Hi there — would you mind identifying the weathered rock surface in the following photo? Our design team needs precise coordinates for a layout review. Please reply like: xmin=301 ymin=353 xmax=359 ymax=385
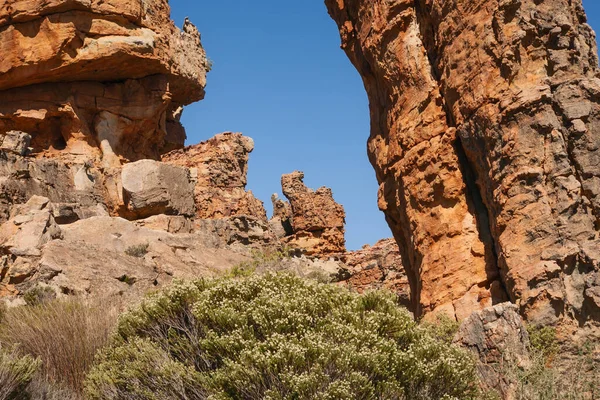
xmin=269 ymin=194 xmax=294 ymax=239
xmin=0 ymin=0 xmax=209 ymax=163
xmin=0 ymin=131 xmax=31 ymax=156
xmin=280 ymin=171 xmax=346 ymax=256
xmin=454 ymin=303 xmax=530 ymax=399
xmin=0 ymin=151 xmax=109 ymax=224
xmin=121 ymin=159 xmax=195 ymax=218
xmin=0 ymin=197 xmax=256 ymax=300
xmin=326 ymin=0 xmax=600 ymax=333
xmin=162 ymin=133 xmax=268 ymax=222
xmin=338 ymin=239 xmax=410 ymax=308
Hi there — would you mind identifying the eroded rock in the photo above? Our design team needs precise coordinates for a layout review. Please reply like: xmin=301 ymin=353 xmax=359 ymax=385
xmin=454 ymin=303 xmax=531 ymax=399
xmin=0 ymin=0 xmax=209 ymax=163
xmin=162 ymin=132 xmax=268 ymax=222
xmin=339 ymin=239 xmax=410 ymax=308
xmin=280 ymin=171 xmax=346 ymax=256
xmin=326 ymin=0 xmax=600 ymax=334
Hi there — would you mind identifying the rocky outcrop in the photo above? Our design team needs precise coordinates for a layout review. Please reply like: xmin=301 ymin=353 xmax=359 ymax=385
xmin=454 ymin=303 xmax=530 ymax=399
xmin=0 ymin=0 xmax=209 ymax=163
xmin=0 ymin=196 xmax=261 ymax=301
xmin=338 ymin=238 xmax=410 ymax=308
xmin=326 ymin=0 xmax=600 ymax=333
xmin=162 ymin=133 xmax=267 ymax=222
xmin=279 ymin=171 xmax=346 ymax=256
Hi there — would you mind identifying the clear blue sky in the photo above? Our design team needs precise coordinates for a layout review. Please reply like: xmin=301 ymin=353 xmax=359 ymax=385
xmin=170 ymin=1 xmax=600 ymax=251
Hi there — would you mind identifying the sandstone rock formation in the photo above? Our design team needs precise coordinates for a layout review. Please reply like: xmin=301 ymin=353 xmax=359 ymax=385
xmin=326 ymin=0 xmax=600 ymax=334
xmin=0 ymin=0 xmax=209 ymax=163
xmin=0 ymin=199 xmax=252 ymax=301
xmin=162 ymin=132 xmax=267 ymax=221
xmin=338 ymin=238 xmax=410 ymax=307
xmin=279 ymin=171 xmax=346 ymax=256
xmin=454 ymin=303 xmax=531 ymax=399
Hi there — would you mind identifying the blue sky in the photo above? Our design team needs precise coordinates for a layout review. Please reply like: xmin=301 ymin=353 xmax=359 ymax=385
xmin=170 ymin=1 xmax=600 ymax=251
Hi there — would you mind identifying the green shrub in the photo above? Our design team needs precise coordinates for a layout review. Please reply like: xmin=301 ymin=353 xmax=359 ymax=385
xmin=421 ymin=313 xmax=460 ymax=345
xmin=23 ymin=285 xmax=56 ymax=306
xmin=0 ymin=347 xmax=40 ymax=400
xmin=226 ymin=246 xmax=295 ymax=278
xmin=125 ymin=243 xmax=149 ymax=258
xmin=526 ymin=325 xmax=559 ymax=359
xmin=500 ymin=326 xmax=599 ymax=400
xmin=85 ymin=273 xmax=479 ymax=400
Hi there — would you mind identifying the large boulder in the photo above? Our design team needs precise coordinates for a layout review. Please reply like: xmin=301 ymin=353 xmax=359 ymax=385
xmin=0 ymin=131 xmax=31 ymax=156
xmin=454 ymin=303 xmax=531 ymax=400
xmin=121 ymin=160 xmax=195 ymax=218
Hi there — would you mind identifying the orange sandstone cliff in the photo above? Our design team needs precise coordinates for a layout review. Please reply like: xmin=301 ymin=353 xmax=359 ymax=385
xmin=326 ymin=0 xmax=600 ymax=337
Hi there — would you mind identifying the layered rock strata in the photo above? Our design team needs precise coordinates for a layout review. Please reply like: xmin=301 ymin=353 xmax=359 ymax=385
xmin=326 ymin=0 xmax=600 ymax=334
xmin=278 ymin=171 xmax=346 ymax=256
xmin=0 ymin=0 xmax=209 ymax=163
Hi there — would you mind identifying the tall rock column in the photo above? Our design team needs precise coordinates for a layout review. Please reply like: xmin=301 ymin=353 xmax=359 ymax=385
xmin=327 ymin=0 xmax=600 ymax=335
xmin=326 ymin=1 xmax=507 ymax=320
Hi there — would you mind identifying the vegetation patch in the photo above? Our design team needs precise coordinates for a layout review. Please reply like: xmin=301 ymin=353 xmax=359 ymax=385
xmin=85 ymin=273 xmax=479 ymax=400
xmin=0 ymin=347 xmax=40 ymax=400
xmin=125 ymin=243 xmax=150 ymax=258
xmin=0 ymin=297 xmax=120 ymax=398
xmin=23 ymin=285 xmax=56 ymax=306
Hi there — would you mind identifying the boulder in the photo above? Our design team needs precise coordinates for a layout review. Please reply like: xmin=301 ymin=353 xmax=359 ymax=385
xmin=454 ymin=303 xmax=531 ymax=400
xmin=162 ymin=132 xmax=268 ymax=222
xmin=121 ymin=160 xmax=195 ymax=218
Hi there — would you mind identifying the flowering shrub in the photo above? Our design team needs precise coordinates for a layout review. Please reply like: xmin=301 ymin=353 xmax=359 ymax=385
xmin=85 ymin=273 xmax=478 ymax=399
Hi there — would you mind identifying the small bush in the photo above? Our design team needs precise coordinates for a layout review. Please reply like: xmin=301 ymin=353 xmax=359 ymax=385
xmin=0 ymin=347 xmax=40 ymax=400
xmin=23 ymin=285 xmax=56 ymax=306
xmin=125 ymin=243 xmax=149 ymax=258
xmin=226 ymin=246 xmax=296 ymax=278
xmin=526 ymin=325 xmax=559 ymax=359
xmin=421 ymin=313 xmax=460 ymax=345
xmin=0 ymin=297 xmax=120 ymax=395
xmin=85 ymin=273 xmax=479 ymax=400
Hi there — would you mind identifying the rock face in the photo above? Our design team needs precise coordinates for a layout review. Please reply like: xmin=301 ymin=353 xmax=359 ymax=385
xmin=162 ymin=133 xmax=267 ymax=221
xmin=454 ymin=303 xmax=530 ymax=399
xmin=0 ymin=0 xmax=209 ymax=163
xmin=326 ymin=0 xmax=600 ymax=334
xmin=339 ymin=238 xmax=410 ymax=308
xmin=279 ymin=171 xmax=346 ymax=256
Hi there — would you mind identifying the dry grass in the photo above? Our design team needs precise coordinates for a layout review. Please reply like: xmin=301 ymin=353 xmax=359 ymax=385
xmin=0 ymin=296 xmax=121 ymax=397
